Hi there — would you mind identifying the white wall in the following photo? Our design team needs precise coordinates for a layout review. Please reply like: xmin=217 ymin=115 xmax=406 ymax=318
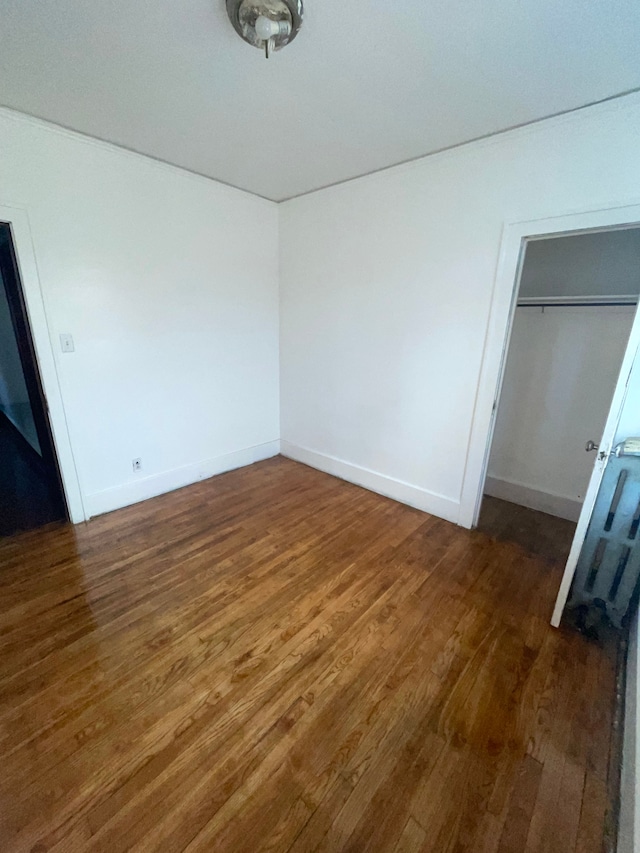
xmin=0 ymin=108 xmax=280 ymax=520
xmin=520 ymin=228 xmax=640 ymax=299
xmin=279 ymin=93 xmax=640 ymax=524
xmin=486 ymin=305 xmax=636 ymax=521
xmin=0 ymin=265 xmax=40 ymax=451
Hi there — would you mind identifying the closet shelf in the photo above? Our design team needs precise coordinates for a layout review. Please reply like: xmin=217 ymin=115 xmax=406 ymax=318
xmin=517 ymin=294 xmax=638 ymax=308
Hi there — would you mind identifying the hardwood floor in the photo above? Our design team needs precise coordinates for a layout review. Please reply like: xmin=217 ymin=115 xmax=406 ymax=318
xmin=0 ymin=457 xmax=618 ymax=852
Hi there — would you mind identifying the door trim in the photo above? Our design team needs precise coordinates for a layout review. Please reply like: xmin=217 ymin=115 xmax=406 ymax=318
xmin=0 ymin=204 xmax=85 ymax=523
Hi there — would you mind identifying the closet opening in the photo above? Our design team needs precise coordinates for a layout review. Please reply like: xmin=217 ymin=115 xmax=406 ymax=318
xmin=477 ymin=227 xmax=640 ymax=567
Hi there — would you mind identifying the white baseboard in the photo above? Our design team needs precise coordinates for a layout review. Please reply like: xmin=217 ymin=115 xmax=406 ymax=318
xmin=280 ymin=441 xmax=460 ymax=524
xmin=484 ymin=475 xmax=582 ymax=522
xmin=619 ymin=611 xmax=639 ymax=853
xmin=84 ymin=440 xmax=280 ymax=519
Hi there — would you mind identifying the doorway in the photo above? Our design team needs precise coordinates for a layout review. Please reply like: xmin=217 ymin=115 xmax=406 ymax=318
xmin=0 ymin=223 xmax=67 ymax=535
xmin=476 ymin=227 xmax=640 ymax=570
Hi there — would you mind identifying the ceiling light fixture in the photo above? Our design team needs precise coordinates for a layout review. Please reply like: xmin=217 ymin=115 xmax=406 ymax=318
xmin=226 ymin=0 xmax=303 ymax=59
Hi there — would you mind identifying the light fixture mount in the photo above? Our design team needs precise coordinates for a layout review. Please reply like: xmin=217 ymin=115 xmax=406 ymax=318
xmin=226 ymin=0 xmax=303 ymax=58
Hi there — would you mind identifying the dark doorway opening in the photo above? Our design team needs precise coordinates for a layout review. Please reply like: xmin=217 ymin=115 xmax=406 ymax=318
xmin=0 ymin=224 xmax=67 ymax=536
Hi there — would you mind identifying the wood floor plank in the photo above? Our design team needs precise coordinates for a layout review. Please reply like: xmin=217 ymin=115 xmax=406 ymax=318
xmin=0 ymin=457 xmax=619 ymax=853
xmin=497 ymin=755 xmax=544 ymax=853
xmin=575 ymin=772 xmax=609 ymax=853
xmin=393 ymin=817 xmax=427 ymax=853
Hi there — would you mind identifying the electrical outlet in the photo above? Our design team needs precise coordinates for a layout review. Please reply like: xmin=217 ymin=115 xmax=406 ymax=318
xmin=132 ymin=458 xmax=142 ymax=472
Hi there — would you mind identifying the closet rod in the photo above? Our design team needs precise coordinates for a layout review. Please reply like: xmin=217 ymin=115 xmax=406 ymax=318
xmin=517 ymin=295 xmax=638 ymax=308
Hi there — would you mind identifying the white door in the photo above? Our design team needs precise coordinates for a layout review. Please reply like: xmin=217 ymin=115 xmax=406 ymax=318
xmin=551 ymin=302 xmax=640 ymax=626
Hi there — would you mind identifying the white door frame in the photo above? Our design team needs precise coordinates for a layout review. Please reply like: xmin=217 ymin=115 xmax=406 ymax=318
xmin=0 ymin=204 xmax=85 ymax=523
xmin=459 ymin=201 xmax=640 ymax=530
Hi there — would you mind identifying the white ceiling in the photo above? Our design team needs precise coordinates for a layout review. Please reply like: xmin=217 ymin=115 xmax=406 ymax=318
xmin=1 ymin=1 xmax=639 ymax=201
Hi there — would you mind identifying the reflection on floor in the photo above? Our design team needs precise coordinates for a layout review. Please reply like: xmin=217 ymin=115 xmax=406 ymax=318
xmin=0 ymin=415 xmax=64 ymax=536
xmin=478 ymin=495 xmax=577 ymax=563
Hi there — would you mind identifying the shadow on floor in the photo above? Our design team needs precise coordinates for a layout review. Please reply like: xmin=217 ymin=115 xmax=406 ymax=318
xmin=477 ymin=495 xmax=623 ymax=646
xmin=477 ymin=495 xmax=576 ymax=563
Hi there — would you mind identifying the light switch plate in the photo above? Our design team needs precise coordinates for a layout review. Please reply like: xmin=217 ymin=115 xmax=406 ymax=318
xmin=60 ymin=333 xmax=75 ymax=353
